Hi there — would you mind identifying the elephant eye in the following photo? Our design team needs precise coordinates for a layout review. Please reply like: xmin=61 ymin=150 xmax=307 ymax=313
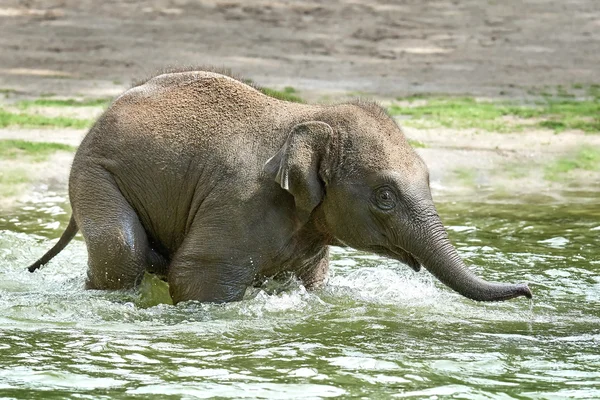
xmin=374 ymin=187 xmax=397 ymax=210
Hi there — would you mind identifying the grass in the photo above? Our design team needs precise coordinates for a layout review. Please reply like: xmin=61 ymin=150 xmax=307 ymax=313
xmin=503 ymin=163 xmax=529 ymax=179
xmin=0 ymin=168 xmax=29 ymax=197
xmin=545 ymin=147 xmax=600 ymax=181
xmin=16 ymin=98 xmax=110 ymax=109
xmin=1 ymin=88 xmax=17 ymax=99
xmin=0 ymin=169 xmax=29 ymax=185
xmin=242 ymin=79 xmax=304 ymax=103
xmin=408 ymin=139 xmax=427 ymax=148
xmin=587 ymin=84 xmax=600 ymax=99
xmin=0 ymin=140 xmax=76 ymax=161
xmin=388 ymin=94 xmax=600 ymax=133
xmin=0 ymin=140 xmax=76 ymax=198
xmin=453 ymin=167 xmax=477 ymax=185
xmin=0 ymin=108 xmax=92 ymax=129
xmin=347 ymin=90 xmax=374 ymax=97
xmin=260 ymin=86 xmax=304 ymax=103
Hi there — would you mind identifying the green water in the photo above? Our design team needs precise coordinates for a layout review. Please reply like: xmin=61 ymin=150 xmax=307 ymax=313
xmin=1 ymin=191 xmax=599 ymax=399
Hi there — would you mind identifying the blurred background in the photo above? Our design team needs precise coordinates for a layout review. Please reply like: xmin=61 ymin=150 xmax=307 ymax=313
xmin=0 ymin=1 xmax=599 ymax=399
xmin=1 ymin=0 xmax=599 ymax=96
xmin=0 ymin=0 xmax=598 ymax=200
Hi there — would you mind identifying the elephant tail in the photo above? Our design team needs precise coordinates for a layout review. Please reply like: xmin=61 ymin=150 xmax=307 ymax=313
xmin=28 ymin=215 xmax=79 ymax=273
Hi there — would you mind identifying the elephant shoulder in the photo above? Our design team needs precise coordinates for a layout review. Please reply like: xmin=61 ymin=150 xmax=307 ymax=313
xmin=129 ymin=66 xmax=245 ymax=89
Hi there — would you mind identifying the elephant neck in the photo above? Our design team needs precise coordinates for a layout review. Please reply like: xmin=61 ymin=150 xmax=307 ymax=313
xmin=264 ymin=214 xmax=329 ymax=277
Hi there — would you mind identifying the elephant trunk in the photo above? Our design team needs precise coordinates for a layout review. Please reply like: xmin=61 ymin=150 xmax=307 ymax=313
xmin=402 ymin=210 xmax=532 ymax=302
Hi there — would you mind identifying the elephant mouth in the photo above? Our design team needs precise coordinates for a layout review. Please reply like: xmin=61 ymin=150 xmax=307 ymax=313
xmin=369 ymin=244 xmax=422 ymax=272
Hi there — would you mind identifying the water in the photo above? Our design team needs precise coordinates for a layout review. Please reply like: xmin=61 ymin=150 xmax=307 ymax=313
xmin=1 ymin=191 xmax=599 ymax=399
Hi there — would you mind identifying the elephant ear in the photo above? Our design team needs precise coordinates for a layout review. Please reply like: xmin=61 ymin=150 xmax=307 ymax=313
xmin=264 ymin=121 xmax=335 ymax=224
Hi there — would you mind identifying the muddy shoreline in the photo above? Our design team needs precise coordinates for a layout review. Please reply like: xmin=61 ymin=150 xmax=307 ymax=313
xmin=2 ymin=124 xmax=598 ymax=210
xmin=1 ymin=0 xmax=599 ymax=208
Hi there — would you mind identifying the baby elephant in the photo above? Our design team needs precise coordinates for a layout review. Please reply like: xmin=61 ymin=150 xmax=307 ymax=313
xmin=28 ymin=68 xmax=532 ymax=304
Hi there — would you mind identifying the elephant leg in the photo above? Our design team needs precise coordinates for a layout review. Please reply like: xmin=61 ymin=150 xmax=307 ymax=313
xmin=296 ymin=247 xmax=329 ymax=290
xmin=72 ymin=166 xmax=167 ymax=290
xmin=168 ymin=238 xmax=257 ymax=304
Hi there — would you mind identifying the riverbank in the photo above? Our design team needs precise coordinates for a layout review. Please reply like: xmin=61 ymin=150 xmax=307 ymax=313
xmin=1 ymin=87 xmax=599 ymax=210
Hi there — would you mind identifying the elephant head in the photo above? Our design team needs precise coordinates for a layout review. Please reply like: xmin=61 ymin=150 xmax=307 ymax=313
xmin=265 ymin=103 xmax=532 ymax=302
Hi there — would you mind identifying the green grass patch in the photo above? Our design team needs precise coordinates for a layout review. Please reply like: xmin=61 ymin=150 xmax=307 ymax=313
xmin=0 ymin=88 xmax=17 ymax=99
xmin=388 ymin=95 xmax=600 ymax=133
xmin=453 ymin=167 xmax=477 ymax=185
xmin=530 ymin=84 xmax=600 ymax=100
xmin=347 ymin=90 xmax=374 ymax=97
xmin=0 ymin=168 xmax=30 ymax=197
xmin=588 ymin=84 xmax=600 ymax=99
xmin=0 ymin=108 xmax=92 ymax=129
xmin=545 ymin=147 xmax=600 ymax=181
xmin=0 ymin=169 xmax=29 ymax=185
xmin=242 ymin=79 xmax=303 ymax=103
xmin=16 ymin=98 xmax=110 ymax=109
xmin=556 ymin=85 xmax=575 ymax=98
xmin=260 ymin=86 xmax=304 ymax=103
xmin=503 ymin=163 xmax=529 ymax=179
xmin=0 ymin=140 xmax=76 ymax=161
xmin=408 ymin=139 xmax=427 ymax=148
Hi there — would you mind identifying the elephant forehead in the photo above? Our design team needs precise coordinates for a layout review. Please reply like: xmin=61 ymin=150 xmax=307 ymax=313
xmin=342 ymin=133 xmax=422 ymax=173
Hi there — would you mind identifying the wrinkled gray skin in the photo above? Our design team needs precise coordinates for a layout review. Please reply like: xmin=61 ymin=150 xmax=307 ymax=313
xmin=28 ymin=69 xmax=532 ymax=304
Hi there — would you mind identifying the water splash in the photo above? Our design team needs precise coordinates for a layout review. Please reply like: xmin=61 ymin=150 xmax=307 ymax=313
xmin=1 ymin=197 xmax=600 ymax=398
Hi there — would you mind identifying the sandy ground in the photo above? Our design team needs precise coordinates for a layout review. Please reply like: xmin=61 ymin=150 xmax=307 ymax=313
xmin=1 ymin=0 xmax=599 ymax=97
xmin=0 ymin=0 xmax=599 ymax=208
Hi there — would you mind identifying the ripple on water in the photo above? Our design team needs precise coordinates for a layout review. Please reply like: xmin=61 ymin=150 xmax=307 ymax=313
xmin=1 ymin=196 xmax=600 ymax=398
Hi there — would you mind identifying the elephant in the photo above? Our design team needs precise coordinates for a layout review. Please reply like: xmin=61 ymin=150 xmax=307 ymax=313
xmin=27 ymin=67 xmax=532 ymax=304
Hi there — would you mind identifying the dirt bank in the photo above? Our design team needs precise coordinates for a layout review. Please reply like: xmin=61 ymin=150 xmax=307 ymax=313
xmin=1 ymin=1 xmax=599 ymax=209
xmin=0 ymin=0 xmax=599 ymax=98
